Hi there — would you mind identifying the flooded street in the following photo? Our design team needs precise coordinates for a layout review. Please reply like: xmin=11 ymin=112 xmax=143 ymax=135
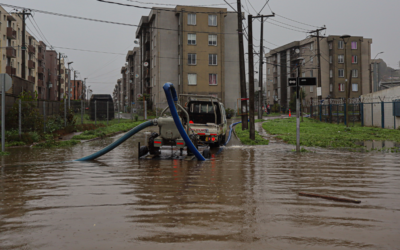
xmin=1 ymin=121 xmax=400 ymax=249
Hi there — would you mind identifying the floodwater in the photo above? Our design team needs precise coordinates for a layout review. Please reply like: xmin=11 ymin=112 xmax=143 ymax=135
xmin=1 ymin=119 xmax=400 ymax=250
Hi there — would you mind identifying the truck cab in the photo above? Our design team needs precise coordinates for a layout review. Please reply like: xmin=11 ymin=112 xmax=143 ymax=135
xmin=185 ymin=96 xmax=227 ymax=147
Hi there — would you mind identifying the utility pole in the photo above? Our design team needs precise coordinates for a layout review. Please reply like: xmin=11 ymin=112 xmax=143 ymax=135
xmin=73 ymin=71 xmax=76 ymax=100
xmin=17 ymin=10 xmax=31 ymax=80
xmin=252 ymin=13 xmax=274 ymax=119
xmin=309 ymin=26 xmax=326 ymax=101
xmin=247 ymin=15 xmax=255 ymax=140
xmin=58 ymin=53 xmax=62 ymax=101
xmin=236 ymin=0 xmax=248 ymax=130
xmin=258 ymin=17 xmax=264 ymax=119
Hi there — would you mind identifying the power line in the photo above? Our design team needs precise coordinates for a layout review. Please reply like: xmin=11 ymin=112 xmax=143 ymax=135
xmin=268 ymin=18 xmax=310 ymax=32
xmin=275 ymin=13 xmax=322 ymax=29
xmin=265 ymin=20 xmax=308 ymax=33
xmin=258 ymin=0 xmax=270 ymax=15
xmin=30 ymin=15 xmax=53 ymax=48
xmin=126 ymin=0 xmax=235 ymax=7
xmin=52 ymin=46 xmax=126 ymax=55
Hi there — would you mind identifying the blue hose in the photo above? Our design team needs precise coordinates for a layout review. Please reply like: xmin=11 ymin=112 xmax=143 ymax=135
xmin=75 ymin=120 xmax=155 ymax=161
xmin=163 ymin=82 xmax=206 ymax=161
xmin=224 ymin=121 xmax=242 ymax=146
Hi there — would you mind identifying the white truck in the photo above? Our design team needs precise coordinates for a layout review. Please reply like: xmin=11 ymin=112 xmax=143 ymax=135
xmin=184 ymin=95 xmax=228 ymax=148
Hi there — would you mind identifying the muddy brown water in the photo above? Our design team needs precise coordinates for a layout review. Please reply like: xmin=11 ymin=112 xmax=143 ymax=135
xmin=1 ymin=119 xmax=400 ymax=249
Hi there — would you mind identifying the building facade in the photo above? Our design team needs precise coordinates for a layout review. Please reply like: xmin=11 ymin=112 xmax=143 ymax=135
xmin=135 ymin=6 xmax=240 ymax=109
xmin=266 ymin=35 xmax=372 ymax=108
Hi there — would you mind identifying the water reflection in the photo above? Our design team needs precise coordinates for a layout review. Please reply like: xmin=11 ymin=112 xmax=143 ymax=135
xmin=0 ymin=124 xmax=399 ymax=249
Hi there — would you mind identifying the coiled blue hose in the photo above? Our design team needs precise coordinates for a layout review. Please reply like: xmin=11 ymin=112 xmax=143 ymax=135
xmin=163 ymin=82 xmax=206 ymax=161
xmin=75 ymin=120 xmax=155 ymax=161
xmin=224 ymin=121 xmax=242 ymax=146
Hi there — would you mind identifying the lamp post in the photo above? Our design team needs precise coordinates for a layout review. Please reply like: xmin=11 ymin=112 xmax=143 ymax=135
xmin=371 ymin=52 xmax=384 ymax=92
xmin=340 ymin=34 xmax=350 ymax=127
xmin=67 ymin=62 xmax=73 ymax=108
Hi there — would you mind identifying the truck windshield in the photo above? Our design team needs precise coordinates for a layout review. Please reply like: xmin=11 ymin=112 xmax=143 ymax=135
xmin=191 ymin=103 xmax=214 ymax=114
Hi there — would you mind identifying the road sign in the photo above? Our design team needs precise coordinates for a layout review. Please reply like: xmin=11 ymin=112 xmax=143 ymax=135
xmin=0 ymin=74 xmax=12 ymax=92
xmin=288 ymin=77 xmax=298 ymax=87
xmin=298 ymin=77 xmax=317 ymax=86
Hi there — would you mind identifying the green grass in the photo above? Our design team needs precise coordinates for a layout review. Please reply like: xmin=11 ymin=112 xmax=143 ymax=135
xmin=72 ymin=120 xmax=146 ymax=140
xmin=33 ymin=139 xmax=80 ymax=148
xmin=262 ymin=118 xmax=400 ymax=148
xmin=0 ymin=151 xmax=10 ymax=156
xmin=234 ymin=123 xmax=269 ymax=145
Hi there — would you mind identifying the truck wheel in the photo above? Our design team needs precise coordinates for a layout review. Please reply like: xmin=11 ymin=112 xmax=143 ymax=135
xmin=202 ymin=148 xmax=211 ymax=158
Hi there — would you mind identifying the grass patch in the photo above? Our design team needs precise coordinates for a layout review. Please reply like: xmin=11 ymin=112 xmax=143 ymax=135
xmin=34 ymin=139 xmax=80 ymax=148
xmin=234 ymin=123 xmax=269 ymax=145
xmin=262 ymin=117 xmax=400 ymax=148
xmin=0 ymin=151 xmax=10 ymax=156
xmin=72 ymin=120 xmax=146 ymax=140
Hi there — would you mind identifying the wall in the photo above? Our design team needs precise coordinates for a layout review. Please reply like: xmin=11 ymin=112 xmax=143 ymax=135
xmin=362 ymin=86 xmax=400 ymax=129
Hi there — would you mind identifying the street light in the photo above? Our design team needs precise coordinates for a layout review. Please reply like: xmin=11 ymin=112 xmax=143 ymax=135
xmin=374 ymin=52 xmax=384 ymax=60
xmin=67 ymin=62 xmax=73 ymax=108
xmin=371 ymin=52 xmax=384 ymax=93
xmin=340 ymin=35 xmax=351 ymax=127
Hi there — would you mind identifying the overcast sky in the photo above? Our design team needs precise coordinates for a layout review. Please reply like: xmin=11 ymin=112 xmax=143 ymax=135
xmin=3 ymin=0 xmax=399 ymax=95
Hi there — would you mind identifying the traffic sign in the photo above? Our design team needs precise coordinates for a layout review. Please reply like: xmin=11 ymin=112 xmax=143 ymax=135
xmin=298 ymin=77 xmax=317 ymax=86
xmin=288 ymin=77 xmax=297 ymax=87
xmin=0 ymin=74 xmax=12 ymax=92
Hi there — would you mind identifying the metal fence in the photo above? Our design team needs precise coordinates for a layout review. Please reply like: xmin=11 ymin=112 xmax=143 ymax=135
xmin=306 ymin=99 xmax=400 ymax=129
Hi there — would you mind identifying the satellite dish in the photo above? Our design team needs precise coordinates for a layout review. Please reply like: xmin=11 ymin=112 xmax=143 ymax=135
xmin=295 ymin=49 xmax=300 ymax=54
xmin=144 ymin=62 xmax=149 ymax=67
xmin=134 ymin=40 xmax=139 ymax=45
xmin=135 ymin=74 xmax=139 ymax=78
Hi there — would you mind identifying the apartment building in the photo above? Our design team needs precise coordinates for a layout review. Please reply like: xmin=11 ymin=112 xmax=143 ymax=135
xmin=70 ymin=80 xmax=83 ymax=100
xmin=135 ymin=6 xmax=240 ymax=109
xmin=266 ymin=35 xmax=372 ymax=108
xmin=126 ymin=47 xmax=140 ymax=105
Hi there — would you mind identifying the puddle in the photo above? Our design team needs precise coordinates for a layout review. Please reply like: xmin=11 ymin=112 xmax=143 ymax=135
xmin=356 ymin=140 xmax=400 ymax=151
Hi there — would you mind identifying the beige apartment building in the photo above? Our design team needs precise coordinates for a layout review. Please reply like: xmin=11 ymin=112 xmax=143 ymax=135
xmin=135 ymin=6 xmax=240 ymax=109
xmin=265 ymin=35 xmax=372 ymax=109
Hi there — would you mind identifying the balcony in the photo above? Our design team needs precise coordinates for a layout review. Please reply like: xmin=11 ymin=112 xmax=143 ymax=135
xmin=28 ymin=60 xmax=36 ymax=69
xmin=28 ymin=76 xmax=36 ymax=83
xmin=28 ymin=45 xmax=36 ymax=54
xmin=6 ymin=66 xmax=16 ymax=75
xmin=6 ymin=47 xmax=16 ymax=58
xmin=60 ymin=69 xmax=64 ymax=74
xmin=273 ymin=72 xmax=278 ymax=78
xmin=6 ymin=27 xmax=16 ymax=39
xmin=38 ymin=52 xmax=45 ymax=61
xmin=38 ymin=79 xmax=44 ymax=87
xmin=38 ymin=67 xmax=44 ymax=75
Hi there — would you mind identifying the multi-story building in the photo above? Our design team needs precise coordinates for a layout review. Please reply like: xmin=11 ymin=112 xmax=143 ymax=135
xmin=120 ymin=66 xmax=128 ymax=110
xmin=266 ymin=35 xmax=372 ymax=108
xmin=135 ymin=6 xmax=240 ymax=109
xmin=44 ymin=50 xmax=59 ymax=100
xmin=126 ymin=47 xmax=141 ymax=105
xmin=70 ymin=80 xmax=83 ymax=100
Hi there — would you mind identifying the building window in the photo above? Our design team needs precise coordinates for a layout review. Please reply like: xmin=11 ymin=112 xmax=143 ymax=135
xmin=352 ymin=83 xmax=358 ymax=91
xmin=188 ymin=13 xmax=196 ymax=25
xmin=310 ymin=43 xmax=314 ymax=50
xmin=310 ymin=56 xmax=314 ymax=63
xmin=338 ymin=55 xmax=344 ymax=63
xmin=339 ymin=83 xmax=345 ymax=92
xmin=209 ymin=54 xmax=217 ymax=65
xmin=302 ymin=72 xmax=305 ymax=77
xmin=352 ymin=69 xmax=358 ymax=78
xmin=330 ymin=70 xmax=333 ymax=78
xmin=310 ymin=86 xmax=314 ymax=92
xmin=330 ymin=83 xmax=333 ymax=92
xmin=268 ymin=91 xmax=270 ymax=97
xmin=188 ymin=53 xmax=197 ymax=65
xmin=310 ymin=70 xmax=313 ymax=77
xmin=329 ymin=42 xmax=332 ymax=50
xmin=267 ymin=68 xmax=270 ymax=75
xmin=338 ymin=69 xmax=344 ymax=77
xmin=351 ymin=41 xmax=357 ymax=49
xmin=329 ymin=56 xmax=332 ymax=64
xmin=188 ymin=34 xmax=196 ymax=45
xmin=338 ymin=40 xmax=344 ymax=49
xmin=208 ymin=34 xmax=217 ymax=46
xmin=209 ymin=74 xmax=217 ymax=85
xmin=208 ymin=15 xmax=217 ymax=26
xmin=188 ymin=73 xmax=197 ymax=85
xmin=352 ymin=55 xmax=358 ymax=64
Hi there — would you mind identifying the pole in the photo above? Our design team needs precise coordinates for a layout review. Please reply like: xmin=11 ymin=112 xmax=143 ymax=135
xmin=95 ymin=100 xmax=97 ymax=126
xmin=316 ymin=30 xmax=322 ymax=101
xmin=347 ymin=70 xmax=353 ymax=127
xmin=64 ymin=98 xmax=67 ymax=127
xmin=344 ymin=41 xmax=349 ymax=127
xmin=1 ymin=78 xmax=5 ymax=152
xmin=237 ymin=0 xmax=248 ymax=130
xmin=81 ymin=99 xmax=83 ymax=125
xmin=296 ymin=69 xmax=300 ymax=152
xmin=107 ymin=101 xmax=109 ymax=126
xmin=58 ymin=53 xmax=61 ymax=101
xmin=19 ymin=99 xmax=21 ymax=137
xmin=43 ymin=101 xmax=46 ymax=133
xmin=73 ymin=71 xmax=76 ymax=101
xmin=247 ymin=15 xmax=255 ymax=140
xmin=21 ymin=10 xmax=28 ymax=80
xmin=68 ymin=65 xmax=71 ymax=109
xmin=258 ymin=16 xmax=264 ymax=119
